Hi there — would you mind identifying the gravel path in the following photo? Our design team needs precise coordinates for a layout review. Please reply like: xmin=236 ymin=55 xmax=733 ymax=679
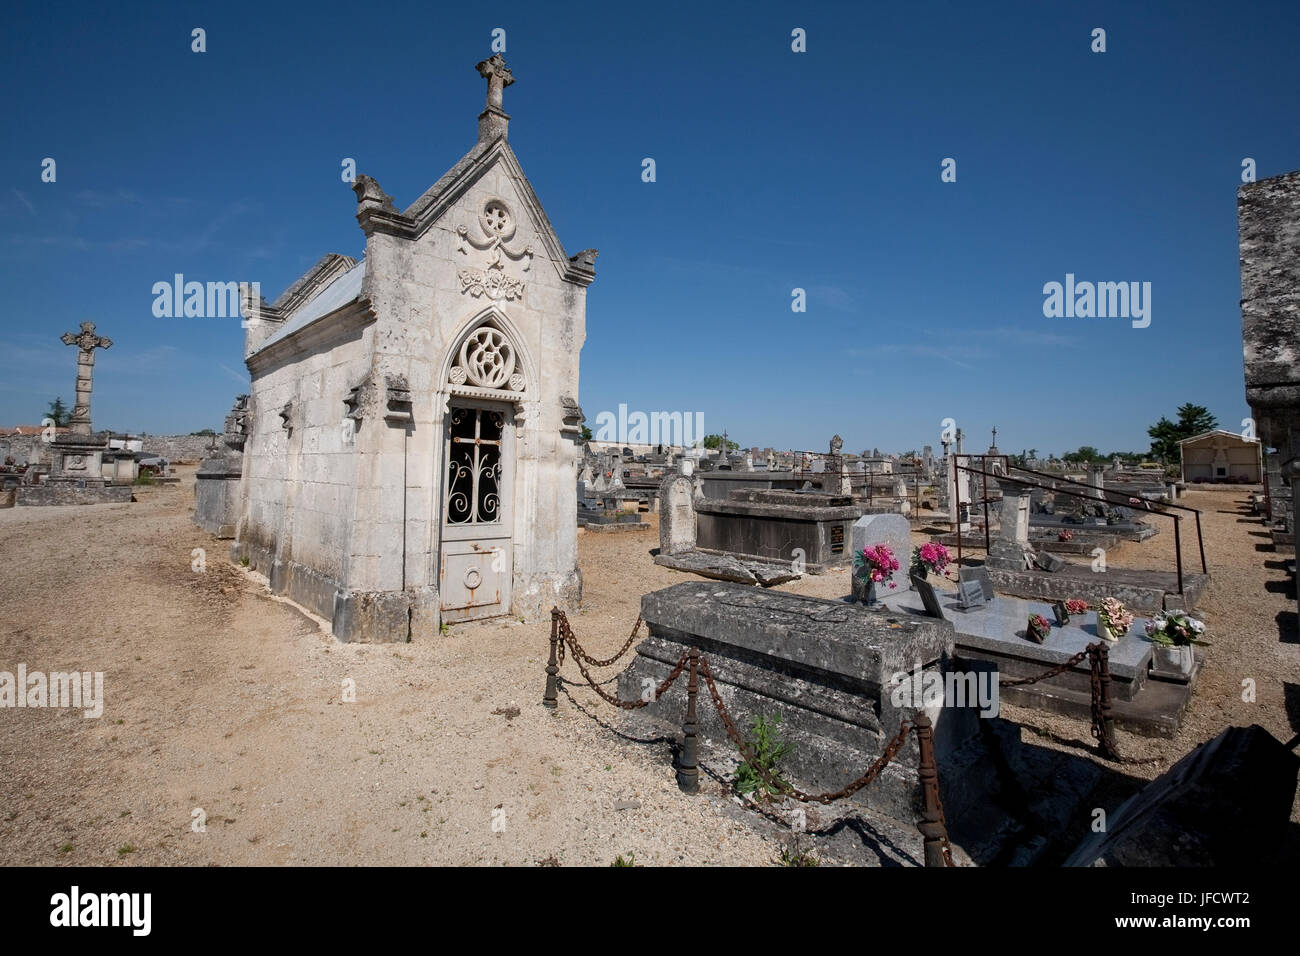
xmin=0 ymin=476 xmax=1295 ymax=865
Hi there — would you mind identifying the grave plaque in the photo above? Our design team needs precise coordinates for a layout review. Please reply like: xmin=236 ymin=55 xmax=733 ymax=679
xmin=956 ymin=579 xmax=987 ymax=610
xmin=958 ymin=566 xmax=995 ymax=602
xmin=830 ymin=524 xmax=844 ymax=554
xmin=911 ymin=574 xmax=946 ymax=620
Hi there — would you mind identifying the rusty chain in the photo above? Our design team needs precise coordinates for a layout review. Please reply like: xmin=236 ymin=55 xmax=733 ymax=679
xmin=996 ymin=647 xmax=1091 ymax=687
xmin=560 ymin=624 xmax=689 ymax=710
xmin=557 ymin=611 xmax=644 ymax=668
xmin=699 ymin=655 xmax=915 ymax=807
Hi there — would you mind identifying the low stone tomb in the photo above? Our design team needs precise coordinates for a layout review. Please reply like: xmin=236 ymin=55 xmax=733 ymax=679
xmin=617 ymin=582 xmax=1001 ymax=825
xmin=881 ymin=585 xmax=1195 ymax=736
xmin=694 ymin=489 xmax=882 ymax=572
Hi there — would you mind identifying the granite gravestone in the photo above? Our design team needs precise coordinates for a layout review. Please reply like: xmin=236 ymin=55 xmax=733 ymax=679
xmin=850 ymin=513 xmax=911 ymax=601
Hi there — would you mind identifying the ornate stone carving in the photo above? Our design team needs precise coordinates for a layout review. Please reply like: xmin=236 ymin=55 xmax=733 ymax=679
xmin=447 ymin=324 xmax=526 ymax=397
xmin=59 ymin=321 xmax=112 ymax=436
xmin=457 ymin=268 xmax=525 ymax=301
xmin=455 ymin=197 xmax=532 ymax=301
xmin=459 ymin=327 xmax=514 ymax=389
xmin=384 ymin=374 xmax=413 ymax=426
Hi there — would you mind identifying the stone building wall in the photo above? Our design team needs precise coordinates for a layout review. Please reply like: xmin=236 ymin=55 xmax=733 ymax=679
xmin=237 ymin=312 xmax=373 ymax=622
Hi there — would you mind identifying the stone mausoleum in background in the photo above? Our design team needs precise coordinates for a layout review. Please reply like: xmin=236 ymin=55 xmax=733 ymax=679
xmin=1239 ymin=167 xmax=1300 ymax=618
xmin=229 ymin=54 xmax=596 ymax=642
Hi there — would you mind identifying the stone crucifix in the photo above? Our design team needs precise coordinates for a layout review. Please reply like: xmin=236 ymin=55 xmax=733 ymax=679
xmin=60 ymin=321 xmax=112 ymax=435
xmin=476 ymin=53 xmax=514 ymax=110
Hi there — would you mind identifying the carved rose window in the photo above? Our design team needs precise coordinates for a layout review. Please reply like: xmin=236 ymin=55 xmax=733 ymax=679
xmin=481 ymin=201 xmax=513 ymax=239
xmin=450 ymin=325 xmax=524 ymax=392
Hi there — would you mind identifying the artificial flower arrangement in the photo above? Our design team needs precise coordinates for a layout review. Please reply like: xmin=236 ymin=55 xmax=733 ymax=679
xmin=1026 ymin=613 xmax=1052 ymax=643
xmin=1058 ymin=530 xmax=1075 ymax=542
xmin=910 ymin=542 xmax=951 ymax=578
xmin=1145 ymin=612 xmax=1209 ymax=647
xmin=1097 ymin=597 xmax=1134 ymax=641
xmin=855 ymin=544 xmax=900 ymax=600
xmin=1065 ymin=599 xmax=1089 ymax=615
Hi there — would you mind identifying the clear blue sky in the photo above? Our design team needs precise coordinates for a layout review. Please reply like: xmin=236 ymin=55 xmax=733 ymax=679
xmin=2 ymin=0 xmax=1297 ymax=456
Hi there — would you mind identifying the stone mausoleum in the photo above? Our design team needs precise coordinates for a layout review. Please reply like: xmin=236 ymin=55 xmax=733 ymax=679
xmin=231 ymin=54 xmax=596 ymax=642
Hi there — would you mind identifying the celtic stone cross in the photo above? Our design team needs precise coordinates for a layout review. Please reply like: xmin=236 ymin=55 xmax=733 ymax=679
xmin=476 ymin=53 xmax=514 ymax=110
xmin=59 ymin=321 xmax=112 ymax=435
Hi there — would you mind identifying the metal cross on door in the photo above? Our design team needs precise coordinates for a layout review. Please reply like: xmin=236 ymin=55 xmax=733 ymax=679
xmin=440 ymin=402 xmax=513 ymax=621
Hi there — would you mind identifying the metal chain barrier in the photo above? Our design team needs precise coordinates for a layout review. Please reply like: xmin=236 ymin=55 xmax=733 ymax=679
xmin=996 ymin=647 xmax=1091 ymax=687
xmin=558 ymin=611 xmax=644 ymax=668
xmin=698 ymin=655 xmax=915 ymax=807
xmin=541 ymin=610 xmax=1140 ymax=866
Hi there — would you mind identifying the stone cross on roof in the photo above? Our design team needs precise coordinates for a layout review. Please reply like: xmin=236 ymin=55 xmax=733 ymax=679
xmin=475 ymin=54 xmax=515 ymax=141
xmin=60 ymin=321 xmax=112 ymax=436
xmin=476 ymin=53 xmax=514 ymax=110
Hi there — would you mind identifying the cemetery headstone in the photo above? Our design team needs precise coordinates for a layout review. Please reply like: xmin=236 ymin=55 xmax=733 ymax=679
xmin=658 ymin=475 xmax=697 ymax=555
xmin=850 ymin=512 xmax=911 ymax=601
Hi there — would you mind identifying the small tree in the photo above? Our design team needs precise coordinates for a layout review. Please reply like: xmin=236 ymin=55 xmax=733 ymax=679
xmin=46 ymin=397 xmax=70 ymax=427
xmin=1148 ymin=403 xmax=1218 ymax=463
xmin=702 ymin=433 xmax=738 ymax=452
xmin=580 ymin=424 xmax=593 ymax=442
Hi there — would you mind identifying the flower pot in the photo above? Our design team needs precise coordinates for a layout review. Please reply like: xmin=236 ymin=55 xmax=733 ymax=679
xmin=863 ymin=580 xmax=878 ymax=607
xmin=1150 ymin=643 xmax=1195 ymax=682
xmin=1097 ymin=618 xmax=1116 ymax=642
xmin=1025 ymin=619 xmax=1049 ymax=644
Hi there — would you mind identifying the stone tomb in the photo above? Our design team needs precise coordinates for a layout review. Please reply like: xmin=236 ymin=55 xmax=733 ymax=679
xmin=694 ymin=489 xmax=882 ymax=572
xmin=882 ymin=579 xmax=1196 ymax=736
xmin=194 ymin=395 xmax=249 ymax=538
xmin=617 ymin=582 xmax=1002 ymax=826
xmin=229 ymin=54 xmax=595 ymax=640
xmin=986 ymin=479 xmax=1206 ymax=613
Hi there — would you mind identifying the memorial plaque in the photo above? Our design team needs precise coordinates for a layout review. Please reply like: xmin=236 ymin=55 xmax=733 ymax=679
xmin=956 ymin=579 xmax=986 ymax=610
xmin=958 ymin=567 xmax=995 ymax=602
xmin=911 ymin=574 xmax=946 ymax=620
xmin=830 ymin=524 xmax=844 ymax=554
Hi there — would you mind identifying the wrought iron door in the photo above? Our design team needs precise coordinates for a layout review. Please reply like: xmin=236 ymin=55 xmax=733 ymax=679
xmin=440 ymin=402 xmax=513 ymax=621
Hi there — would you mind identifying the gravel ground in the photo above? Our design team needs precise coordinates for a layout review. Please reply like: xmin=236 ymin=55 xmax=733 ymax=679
xmin=0 ymin=475 xmax=1295 ymax=866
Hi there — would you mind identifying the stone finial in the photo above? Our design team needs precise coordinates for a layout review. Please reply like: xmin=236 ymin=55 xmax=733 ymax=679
xmin=476 ymin=53 xmax=514 ymax=141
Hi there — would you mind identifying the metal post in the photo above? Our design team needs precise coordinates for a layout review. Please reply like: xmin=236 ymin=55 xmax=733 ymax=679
xmin=1194 ymin=509 xmax=1207 ymax=574
xmin=913 ymin=713 xmax=950 ymax=867
xmin=1090 ymin=643 xmax=1119 ymax=761
xmin=982 ymin=464 xmax=990 ymax=553
xmin=953 ymin=456 xmax=962 ymax=570
xmin=543 ymin=607 xmax=560 ymax=709
xmin=1173 ymin=514 xmax=1184 ymax=595
xmin=676 ymin=647 xmax=700 ymax=793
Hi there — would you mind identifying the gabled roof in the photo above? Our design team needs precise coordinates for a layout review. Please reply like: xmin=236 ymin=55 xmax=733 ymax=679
xmin=256 ymin=259 xmax=367 ymax=353
xmin=354 ymin=136 xmax=596 ymax=287
xmin=1177 ymin=429 xmax=1260 ymax=445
